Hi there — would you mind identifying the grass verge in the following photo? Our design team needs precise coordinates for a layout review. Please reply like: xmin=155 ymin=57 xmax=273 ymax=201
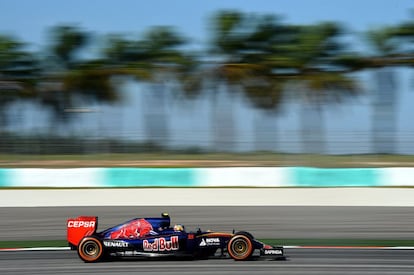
xmin=0 ymin=240 xmax=67 ymax=248
xmin=262 ymin=239 xmax=414 ymax=247
xmin=1 ymin=153 xmax=414 ymax=168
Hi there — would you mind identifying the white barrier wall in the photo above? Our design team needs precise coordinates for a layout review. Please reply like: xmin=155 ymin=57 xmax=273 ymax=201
xmin=0 ymin=167 xmax=413 ymax=188
xmin=195 ymin=167 xmax=291 ymax=187
xmin=6 ymin=168 xmax=104 ymax=188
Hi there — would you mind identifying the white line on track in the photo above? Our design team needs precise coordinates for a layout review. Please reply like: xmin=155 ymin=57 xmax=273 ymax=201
xmin=283 ymin=246 xmax=414 ymax=250
xmin=1 ymin=246 xmax=414 ymax=252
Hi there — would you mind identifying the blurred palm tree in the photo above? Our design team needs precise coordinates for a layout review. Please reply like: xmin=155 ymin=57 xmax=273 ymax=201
xmin=287 ymin=22 xmax=358 ymax=153
xmin=393 ymin=14 xmax=414 ymax=46
xmin=0 ymin=35 xmax=37 ymax=133
xmin=237 ymin=16 xmax=300 ymax=151
xmin=206 ymin=11 xmax=294 ymax=151
xmin=207 ymin=11 xmax=244 ymax=151
xmin=39 ymin=25 xmax=120 ymax=135
xmin=391 ymin=15 xmax=414 ymax=153
xmin=364 ymin=27 xmax=399 ymax=154
xmin=337 ymin=13 xmax=414 ymax=154
xmin=102 ymin=26 xmax=195 ymax=147
xmin=207 ymin=11 xmax=358 ymax=153
xmin=140 ymin=26 xmax=192 ymax=147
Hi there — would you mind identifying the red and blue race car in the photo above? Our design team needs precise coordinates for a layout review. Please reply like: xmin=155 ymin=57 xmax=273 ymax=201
xmin=67 ymin=213 xmax=284 ymax=262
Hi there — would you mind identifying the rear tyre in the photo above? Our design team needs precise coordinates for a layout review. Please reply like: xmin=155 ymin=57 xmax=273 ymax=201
xmin=77 ymin=236 xmax=104 ymax=263
xmin=227 ymin=234 xmax=253 ymax=261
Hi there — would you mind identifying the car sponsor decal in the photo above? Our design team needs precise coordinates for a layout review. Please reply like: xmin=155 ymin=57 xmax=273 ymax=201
xmin=199 ymin=237 xmax=221 ymax=247
xmin=262 ymin=249 xmax=283 ymax=255
xmin=67 ymin=220 xmax=95 ymax=228
xmin=103 ymin=240 xmax=130 ymax=248
xmin=143 ymin=236 xmax=179 ymax=252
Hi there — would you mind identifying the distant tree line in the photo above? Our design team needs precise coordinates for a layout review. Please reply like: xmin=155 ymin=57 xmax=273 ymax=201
xmin=1 ymin=10 xmax=414 ymax=154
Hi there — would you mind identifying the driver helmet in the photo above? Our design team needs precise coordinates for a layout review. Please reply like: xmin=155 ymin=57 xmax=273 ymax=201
xmin=173 ymin=224 xmax=184 ymax=232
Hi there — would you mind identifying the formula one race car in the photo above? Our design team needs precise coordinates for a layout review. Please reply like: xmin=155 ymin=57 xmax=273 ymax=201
xmin=67 ymin=213 xmax=284 ymax=262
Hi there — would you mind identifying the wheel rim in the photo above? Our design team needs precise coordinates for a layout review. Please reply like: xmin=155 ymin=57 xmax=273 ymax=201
xmin=231 ymin=238 xmax=248 ymax=257
xmin=82 ymin=240 xmax=100 ymax=258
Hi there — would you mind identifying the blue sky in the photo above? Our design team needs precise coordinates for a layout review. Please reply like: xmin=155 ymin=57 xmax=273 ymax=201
xmin=1 ymin=0 xmax=414 ymax=154
xmin=1 ymin=0 xmax=413 ymax=49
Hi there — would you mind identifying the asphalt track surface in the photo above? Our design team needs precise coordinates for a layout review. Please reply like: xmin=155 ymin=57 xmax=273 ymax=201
xmin=1 ymin=249 xmax=413 ymax=275
xmin=1 ymin=206 xmax=414 ymax=240
xmin=1 ymin=206 xmax=414 ymax=274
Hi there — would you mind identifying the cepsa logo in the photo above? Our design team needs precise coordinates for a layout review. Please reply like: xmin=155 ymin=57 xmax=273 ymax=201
xmin=67 ymin=220 xmax=96 ymax=228
xmin=143 ymin=236 xmax=179 ymax=252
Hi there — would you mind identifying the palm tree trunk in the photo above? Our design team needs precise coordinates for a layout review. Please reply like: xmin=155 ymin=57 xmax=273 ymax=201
xmin=300 ymin=100 xmax=325 ymax=154
xmin=372 ymin=68 xmax=397 ymax=154
xmin=254 ymin=110 xmax=277 ymax=152
xmin=144 ymin=82 xmax=169 ymax=149
xmin=211 ymin=83 xmax=236 ymax=152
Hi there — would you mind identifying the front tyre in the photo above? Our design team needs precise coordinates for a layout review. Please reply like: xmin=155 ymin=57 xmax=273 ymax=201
xmin=77 ymin=236 xmax=104 ymax=263
xmin=227 ymin=234 xmax=253 ymax=260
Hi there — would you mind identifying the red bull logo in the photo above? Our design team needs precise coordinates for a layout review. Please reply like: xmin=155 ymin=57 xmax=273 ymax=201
xmin=143 ymin=236 xmax=179 ymax=252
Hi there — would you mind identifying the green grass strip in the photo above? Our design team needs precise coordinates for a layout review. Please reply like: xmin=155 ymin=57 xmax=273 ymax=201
xmin=1 ymin=153 xmax=414 ymax=168
xmin=261 ymin=239 xmax=414 ymax=247
xmin=0 ymin=240 xmax=67 ymax=249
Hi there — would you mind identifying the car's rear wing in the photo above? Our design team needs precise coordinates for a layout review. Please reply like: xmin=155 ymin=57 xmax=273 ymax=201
xmin=67 ymin=216 xmax=98 ymax=248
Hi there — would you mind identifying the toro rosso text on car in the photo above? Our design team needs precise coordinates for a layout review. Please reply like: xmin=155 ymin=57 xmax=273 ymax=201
xmin=67 ymin=213 xmax=284 ymax=262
